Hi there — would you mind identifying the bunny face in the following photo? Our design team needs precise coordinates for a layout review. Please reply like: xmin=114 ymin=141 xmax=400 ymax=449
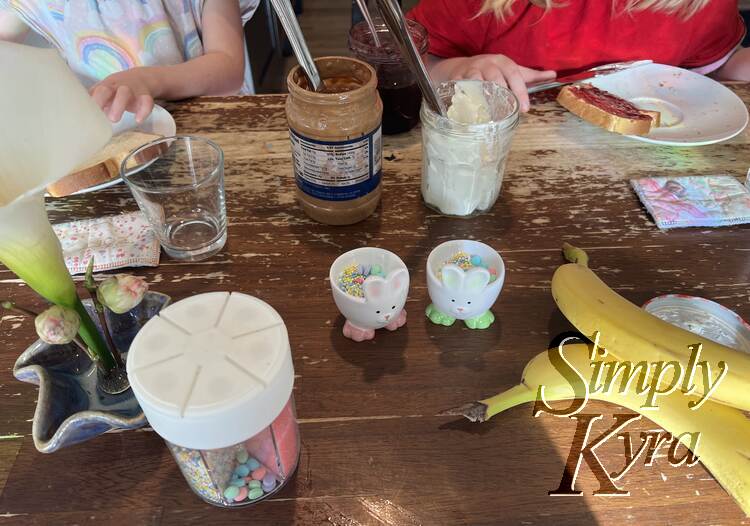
xmin=333 ymin=267 xmax=410 ymax=330
xmin=361 ymin=268 xmax=409 ymax=327
xmin=437 ymin=264 xmax=494 ymax=319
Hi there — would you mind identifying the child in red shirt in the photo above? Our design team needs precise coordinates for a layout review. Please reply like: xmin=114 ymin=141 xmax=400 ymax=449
xmin=409 ymin=0 xmax=746 ymax=111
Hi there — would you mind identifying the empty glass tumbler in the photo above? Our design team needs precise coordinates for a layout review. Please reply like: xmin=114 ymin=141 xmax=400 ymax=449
xmin=121 ymin=136 xmax=227 ymax=261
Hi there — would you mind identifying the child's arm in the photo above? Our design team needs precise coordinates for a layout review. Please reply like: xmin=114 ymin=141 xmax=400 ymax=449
xmin=0 ymin=7 xmax=30 ymax=43
xmin=713 ymin=48 xmax=750 ymax=81
xmin=427 ymin=54 xmax=556 ymax=112
xmin=90 ymin=0 xmax=246 ymax=123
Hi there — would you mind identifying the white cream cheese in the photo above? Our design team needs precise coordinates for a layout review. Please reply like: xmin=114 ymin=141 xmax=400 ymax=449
xmin=446 ymin=81 xmax=492 ymax=125
xmin=421 ymin=81 xmax=517 ymax=217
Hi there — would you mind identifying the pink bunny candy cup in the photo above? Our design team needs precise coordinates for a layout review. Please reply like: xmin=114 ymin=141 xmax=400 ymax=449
xmin=426 ymin=240 xmax=505 ymax=329
xmin=330 ymin=247 xmax=410 ymax=342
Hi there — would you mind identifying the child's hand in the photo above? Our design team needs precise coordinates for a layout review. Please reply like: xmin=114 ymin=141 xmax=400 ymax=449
xmin=432 ymin=54 xmax=556 ymax=112
xmin=89 ymin=68 xmax=156 ymax=124
xmin=714 ymin=48 xmax=750 ymax=82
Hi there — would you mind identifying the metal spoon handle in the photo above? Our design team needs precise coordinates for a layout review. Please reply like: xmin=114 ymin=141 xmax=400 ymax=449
xmin=355 ymin=0 xmax=382 ymax=47
xmin=375 ymin=0 xmax=445 ymax=115
xmin=269 ymin=0 xmax=322 ymax=91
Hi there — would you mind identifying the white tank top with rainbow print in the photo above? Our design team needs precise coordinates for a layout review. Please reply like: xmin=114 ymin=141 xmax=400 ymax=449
xmin=2 ymin=0 xmax=259 ymax=94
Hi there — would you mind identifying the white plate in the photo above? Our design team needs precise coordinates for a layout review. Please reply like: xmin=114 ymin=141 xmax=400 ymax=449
xmin=588 ymin=63 xmax=748 ymax=146
xmin=59 ymin=104 xmax=176 ymax=196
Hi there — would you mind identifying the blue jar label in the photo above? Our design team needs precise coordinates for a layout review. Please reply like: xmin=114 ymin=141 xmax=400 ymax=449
xmin=290 ymin=126 xmax=382 ymax=201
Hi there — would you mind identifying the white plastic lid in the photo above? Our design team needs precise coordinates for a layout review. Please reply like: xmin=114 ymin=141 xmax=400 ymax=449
xmin=126 ymin=292 xmax=294 ymax=450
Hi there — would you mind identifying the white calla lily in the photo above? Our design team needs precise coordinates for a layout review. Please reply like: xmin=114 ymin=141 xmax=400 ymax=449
xmin=0 ymin=42 xmax=115 ymax=370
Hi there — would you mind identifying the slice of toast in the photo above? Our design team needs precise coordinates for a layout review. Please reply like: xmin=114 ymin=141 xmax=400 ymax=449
xmin=557 ymin=84 xmax=659 ymax=136
xmin=47 ymin=130 xmax=162 ymax=197
xmin=641 ymin=109 xmax=661 ymax=128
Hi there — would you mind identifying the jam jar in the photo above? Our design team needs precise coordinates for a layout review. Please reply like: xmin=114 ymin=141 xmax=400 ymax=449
xmin=349 ymin=18 xmax=427 ymax=135
xmin=286 ymin=56 xmax=383 ymax=225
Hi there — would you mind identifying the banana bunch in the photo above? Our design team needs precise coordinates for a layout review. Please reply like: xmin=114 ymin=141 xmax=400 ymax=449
xmin=444 ymin=243 xmax=750 ymax=515
xmin=552 ymin=244 xmax=750 ymax=412
xmin=443 ymin=343 xmax=750 ymax=515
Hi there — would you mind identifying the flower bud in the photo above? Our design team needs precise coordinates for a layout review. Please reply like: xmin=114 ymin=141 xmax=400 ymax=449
xmin=35 ymin=305 xmax=80 ymax=345
xmin=97 ymin=274 xmax=149 ymax=314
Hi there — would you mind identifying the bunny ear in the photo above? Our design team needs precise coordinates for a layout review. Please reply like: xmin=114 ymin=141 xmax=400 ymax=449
xmin=363 ymin=276 xmax=387 ymax=301
xmin=465 ymin=267 xmax=491 ymax=294
xmin=441 ymin=264 xmax=464 ymax=291
xmin=386 ymin=268 xmax=408 ymax=295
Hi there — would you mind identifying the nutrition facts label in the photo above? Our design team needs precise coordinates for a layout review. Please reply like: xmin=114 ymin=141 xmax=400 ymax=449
xmin=290 ymin=127 xmax=382 ymax=201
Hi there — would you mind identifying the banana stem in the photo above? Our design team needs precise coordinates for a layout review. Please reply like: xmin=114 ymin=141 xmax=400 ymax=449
xmin=482 ymin=384 xmax=537 ymax=421
xmin=562 ymin=242 xmax=589 ymax=267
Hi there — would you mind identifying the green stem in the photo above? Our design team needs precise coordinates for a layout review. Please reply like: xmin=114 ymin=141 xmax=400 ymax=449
xmin=73 ymin=297 xmax=116 ymax=372
xmin=562 ymin=242 xmax=589 ymax=267
xmin=483 ymin=384 xmax=537 ymax=420
xmin=94 ymin=300 xmax=124 ymax=369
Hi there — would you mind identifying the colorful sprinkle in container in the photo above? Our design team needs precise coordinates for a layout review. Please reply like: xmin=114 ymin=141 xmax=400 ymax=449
xmin=126 ymin=292 xmax=300 ymax=508
xmin=438 ymin=251 xmax=500 ymax=283
xmin=338 ymin=262 xmax=387 ymax=297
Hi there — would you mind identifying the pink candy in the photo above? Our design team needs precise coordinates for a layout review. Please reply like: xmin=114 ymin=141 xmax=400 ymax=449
xmin=251 ymin=467 xmax=267 ymax=480
xmin=234 ymin=486 xmax=248 ymax=502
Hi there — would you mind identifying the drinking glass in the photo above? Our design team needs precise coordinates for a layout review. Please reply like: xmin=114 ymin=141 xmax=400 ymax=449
xmin=121 ymin=136 xmax=227 ymax=261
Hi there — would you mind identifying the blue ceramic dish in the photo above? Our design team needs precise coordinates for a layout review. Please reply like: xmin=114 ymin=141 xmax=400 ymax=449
xmin=13 ymin=291 xmax=171 ymax=453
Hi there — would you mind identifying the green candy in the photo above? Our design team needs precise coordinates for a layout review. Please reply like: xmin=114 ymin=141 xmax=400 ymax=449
xmin=248 ymin=480 xmax=261 ymax=489
xmin=223 ymin=485 xmax=240 ymax=500
xmin=236 ymin=450 xmax=249 ymax=464
xmin=247 ymin=487 xmax=264 ymax=500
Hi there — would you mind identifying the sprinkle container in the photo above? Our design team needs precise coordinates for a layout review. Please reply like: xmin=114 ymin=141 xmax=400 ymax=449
xmin=329 ymin=247 xmax=410 ymax=342
xmin=126 ymin=292 xmax=300 ymax=508
xmin=425 ymin=240 xmax=505 ymax=329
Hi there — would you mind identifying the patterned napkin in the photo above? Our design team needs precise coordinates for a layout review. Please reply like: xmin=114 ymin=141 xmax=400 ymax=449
xmin=631 ymin=175 xmax=750 ymax=230
xmin=52 ymin=212 xmax=160 ymax=275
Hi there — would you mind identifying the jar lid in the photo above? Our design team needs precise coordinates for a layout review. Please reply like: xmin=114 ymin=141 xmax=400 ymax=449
xmin=126 ymin=292 xmax=294 ymax=450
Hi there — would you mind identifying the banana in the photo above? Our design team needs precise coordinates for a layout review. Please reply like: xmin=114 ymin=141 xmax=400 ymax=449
xmin=442 ymin=344 xmax=750 ymax=516
xmin=551 ymin=257 xmax=750 ymax=412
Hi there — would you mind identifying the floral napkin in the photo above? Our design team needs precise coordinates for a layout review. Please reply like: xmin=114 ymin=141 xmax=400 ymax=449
xmin=631 ymin=175 xmax=750 ymax=230
xmin=52 ymin=212 xmax=160 ymax=275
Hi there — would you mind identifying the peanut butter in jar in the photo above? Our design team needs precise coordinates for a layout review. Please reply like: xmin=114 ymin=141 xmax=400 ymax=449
xmin=286 ymin=57 xmax=383 ymax=225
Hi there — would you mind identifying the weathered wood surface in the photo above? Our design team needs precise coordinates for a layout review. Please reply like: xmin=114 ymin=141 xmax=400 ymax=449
xmin=1 ymin=86 xmax=750 ymax=525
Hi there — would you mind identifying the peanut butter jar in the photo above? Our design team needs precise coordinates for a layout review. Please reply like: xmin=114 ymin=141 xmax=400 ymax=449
xmin=286 ymin=57 xmax=383 ymax=225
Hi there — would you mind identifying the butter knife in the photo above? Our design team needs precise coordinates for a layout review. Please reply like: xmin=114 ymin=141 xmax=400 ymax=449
xmin=527 ymin=60 xmax=653 ymax=94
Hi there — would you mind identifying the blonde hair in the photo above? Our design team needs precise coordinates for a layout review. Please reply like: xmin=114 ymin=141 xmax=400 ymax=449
xmin=481 ymin=0 xmax=710 ymax=19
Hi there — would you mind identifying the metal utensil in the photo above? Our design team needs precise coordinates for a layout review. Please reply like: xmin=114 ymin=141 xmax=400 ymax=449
xmin=528 ymin=60 xmax=653 ymax=94
xmin=375 ymin=0 xmax=446 ymax=115
xmin=269 ymin=0 xmax=322 ymax=91
xmin=356 ymin=0 xmax=382 ymax=47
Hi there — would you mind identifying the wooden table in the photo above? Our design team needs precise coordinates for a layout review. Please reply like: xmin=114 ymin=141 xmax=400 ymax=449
xmin=1 ymin=88 xmax=750 ymax=525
